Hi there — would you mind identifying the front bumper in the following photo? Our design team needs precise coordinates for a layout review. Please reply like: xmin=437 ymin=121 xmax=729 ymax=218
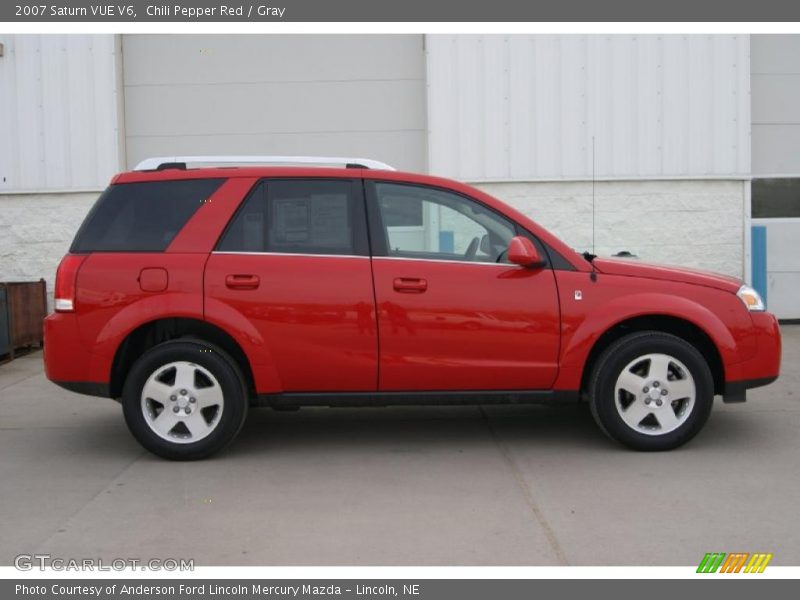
xmin=723 ymin=311 xmax=782 ymax=402
xmin=723 ymin=376 xmax=779 ymax=403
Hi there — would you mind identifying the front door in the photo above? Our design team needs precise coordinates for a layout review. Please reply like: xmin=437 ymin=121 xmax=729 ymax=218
xmin=205 ymin=178 xmax=377 ymax=393
xmin=367 ymin=181 xmax=560 ymax=391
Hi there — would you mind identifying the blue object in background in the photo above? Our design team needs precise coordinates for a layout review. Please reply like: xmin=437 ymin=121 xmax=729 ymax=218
xmin=439 ymin=230 xmax=454 ymax=253
xmin=751 ymin=225 xmax=768 ymax=308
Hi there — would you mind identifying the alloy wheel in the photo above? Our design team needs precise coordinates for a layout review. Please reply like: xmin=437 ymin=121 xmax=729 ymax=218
xmin=140 ymin=361 xmax=225 ymax=443
xmin=613 ymin=353 xmax=696 ymax=435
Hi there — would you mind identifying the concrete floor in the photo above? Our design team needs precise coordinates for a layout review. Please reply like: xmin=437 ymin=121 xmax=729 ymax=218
xmin=1 ymin=326 xmax=798 ymax=567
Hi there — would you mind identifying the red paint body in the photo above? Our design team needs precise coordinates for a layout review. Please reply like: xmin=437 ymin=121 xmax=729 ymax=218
xmin=371 ymin=257 xmax=560 ymax=390
xmin=205 ymin=253 xmax=378 ymax=392
xmin=44 ymin=167 xmax=782 ymax=400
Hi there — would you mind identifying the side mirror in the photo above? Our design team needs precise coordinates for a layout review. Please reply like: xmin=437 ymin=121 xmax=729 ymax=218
xmin=507 ymin=236 xmax=544 ymax=268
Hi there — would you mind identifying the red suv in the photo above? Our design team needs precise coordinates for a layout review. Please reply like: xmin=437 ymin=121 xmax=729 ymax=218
xmin=44 ymin=156 xmax=781 ymax=460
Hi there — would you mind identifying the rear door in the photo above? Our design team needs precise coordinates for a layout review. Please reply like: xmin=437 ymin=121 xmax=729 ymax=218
xmin=367 ymin=181 xmax=561 ymax=391
xmin=204 ymin=178 xmax=378 ymax=393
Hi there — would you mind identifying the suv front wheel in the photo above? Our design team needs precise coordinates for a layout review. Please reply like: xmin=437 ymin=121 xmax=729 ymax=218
xmin=122 ymin=340 xmax=248 ymax=460
xmin=588 ymin=331 xmax=714 ymax=451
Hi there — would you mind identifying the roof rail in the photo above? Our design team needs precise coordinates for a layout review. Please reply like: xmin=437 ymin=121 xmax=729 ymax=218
xmin=133 ymin=155 xmax=396 ymax=171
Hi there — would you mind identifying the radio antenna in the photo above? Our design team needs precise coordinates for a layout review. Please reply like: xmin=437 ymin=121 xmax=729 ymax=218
xmin=592 ymin=136 xmax=595 ymax=254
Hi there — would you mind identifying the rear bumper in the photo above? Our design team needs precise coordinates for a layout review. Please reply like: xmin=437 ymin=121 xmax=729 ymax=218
xmin=723 ymin=312 xmax=782 ymax=402
xmin=43 ymin=312 xmax=108 ymax=396
xmin=51 ymin=380 xmax=111 ymax=398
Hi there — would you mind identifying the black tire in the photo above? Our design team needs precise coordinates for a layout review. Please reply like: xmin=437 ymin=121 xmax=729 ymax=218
xmin=588 ymin=331 xmax=714 ymax=451
xmin=122 ymin=339 xmax=248 ymax=460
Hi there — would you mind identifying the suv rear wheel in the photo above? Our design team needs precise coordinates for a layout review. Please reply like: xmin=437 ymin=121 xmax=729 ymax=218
xmin=588 ymin=331 xmax=714 ymax=451
xmin=122 ymin=340 xmax=248 ymax=460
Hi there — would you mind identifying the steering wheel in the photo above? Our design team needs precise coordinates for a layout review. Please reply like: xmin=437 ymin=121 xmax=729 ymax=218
xmin=464 ymin=236 xmax=480 ymax=261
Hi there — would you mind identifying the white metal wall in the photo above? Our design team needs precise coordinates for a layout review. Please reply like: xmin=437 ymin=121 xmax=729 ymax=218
xmin=751 ymin=35 xmax=800 ymax=318
xmin=751 ymin=35 xmax=800 ymax=175
xmin=121 ymin=35 xmax=427 ymax=172
xmin=0 ymin=34 xmax=122 ymax=193
xmin=426 ymin=35 xmax=751 ymax=182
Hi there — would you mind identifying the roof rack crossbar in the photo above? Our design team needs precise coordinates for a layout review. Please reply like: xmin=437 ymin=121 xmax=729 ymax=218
xmin=134 ymin=155 xmax=396 ymax=171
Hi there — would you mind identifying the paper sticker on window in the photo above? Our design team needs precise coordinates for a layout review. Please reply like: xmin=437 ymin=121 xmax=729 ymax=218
xmin=274 ymin=199 xmax=310 ymax=243
xmin=310 ymin=194 xmax=350 ymax=248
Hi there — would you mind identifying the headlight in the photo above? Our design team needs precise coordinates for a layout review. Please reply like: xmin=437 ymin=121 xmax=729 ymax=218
xmin=737 ymin=285 xmax=765 ymax=311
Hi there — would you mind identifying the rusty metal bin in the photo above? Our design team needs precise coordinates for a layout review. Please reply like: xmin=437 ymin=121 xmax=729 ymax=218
xmin=0 ymin=286 xmax=9 ymax=358
xmin=0 ymin=279 xmax=47 ymax=361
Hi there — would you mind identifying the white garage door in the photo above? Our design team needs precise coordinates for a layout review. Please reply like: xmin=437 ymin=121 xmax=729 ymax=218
xmin=121 ymin=35 xmax=428 ymax=173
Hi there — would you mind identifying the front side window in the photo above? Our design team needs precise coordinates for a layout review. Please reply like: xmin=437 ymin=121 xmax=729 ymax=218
xmin=218 ymin=179 xmax=363 ymax=255
xmin=374 ymin=183 xmax=516 ymax=263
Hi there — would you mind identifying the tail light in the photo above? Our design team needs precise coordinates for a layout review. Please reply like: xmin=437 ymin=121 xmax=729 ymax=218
xmin=54 ymin=254 xmax=87 ymax=312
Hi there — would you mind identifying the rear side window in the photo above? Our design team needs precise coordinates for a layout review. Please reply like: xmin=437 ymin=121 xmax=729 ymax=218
xmin=70 ymin=179 xmax=223 ymax=253
xmin=217 ymin=179 xmax=367 ymax=255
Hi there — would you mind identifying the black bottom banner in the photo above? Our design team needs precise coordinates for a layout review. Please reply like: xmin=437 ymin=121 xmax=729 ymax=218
xmin=5 ymin=579 xmax=796 ymax=600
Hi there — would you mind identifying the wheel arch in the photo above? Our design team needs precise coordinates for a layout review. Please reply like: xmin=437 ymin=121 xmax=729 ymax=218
xmin=578 ymin=314 xmax=726 ymax=397
xmin=110 ymin=317 xmax=257 ymax=399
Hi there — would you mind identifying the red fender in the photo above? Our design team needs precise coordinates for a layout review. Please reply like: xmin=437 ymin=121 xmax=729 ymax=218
xmin=553 ymin=274 xmax=756 ymax=390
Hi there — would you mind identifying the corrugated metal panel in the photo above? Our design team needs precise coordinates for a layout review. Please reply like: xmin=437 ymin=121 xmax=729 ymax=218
xmin=0 ymin=35 xmax=121 ymax=192
xmin=426 ymin=35 xmax=751 ymax=181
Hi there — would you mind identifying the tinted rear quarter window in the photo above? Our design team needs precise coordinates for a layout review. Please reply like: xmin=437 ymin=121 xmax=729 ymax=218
xmin=70 ymin=179 xmax=224 ymax=253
